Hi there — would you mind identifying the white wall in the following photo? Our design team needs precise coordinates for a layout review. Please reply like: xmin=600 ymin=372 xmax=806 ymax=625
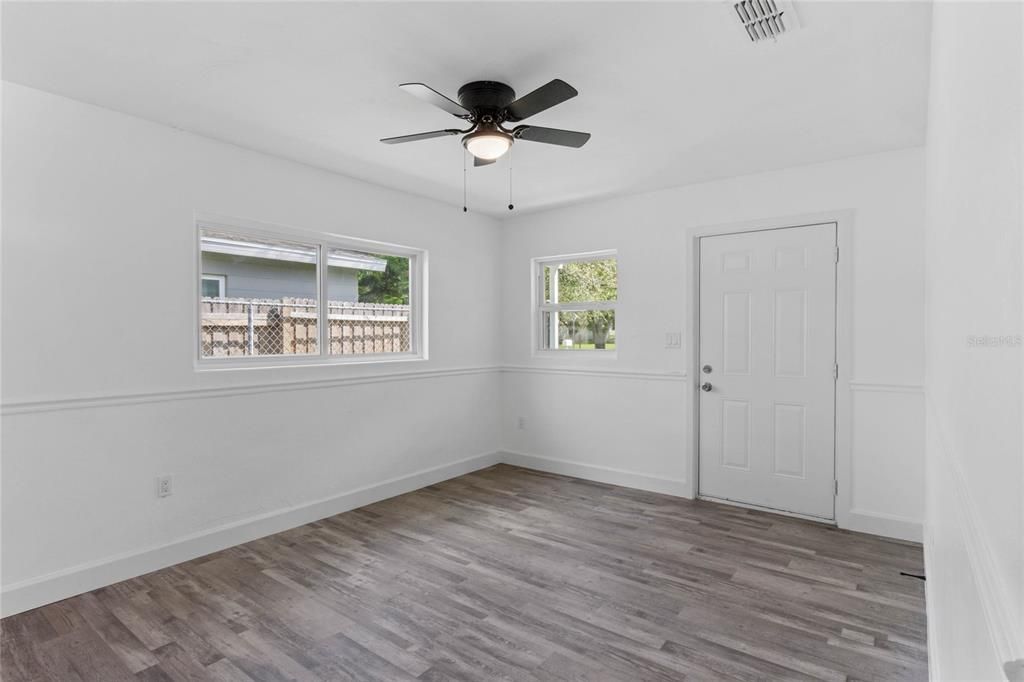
xmin=923 ymin=2 xmax=1024 ymax=679
xmin=500 ymin=147 xmax=927 ymax=541
xmin=0 ymin=83 xmax=504 ymax=615
xmin=0 ymin=81 xmax=934 ymax=621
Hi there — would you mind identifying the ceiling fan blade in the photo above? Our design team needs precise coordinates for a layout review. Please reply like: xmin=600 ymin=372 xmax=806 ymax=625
xmin=399 ymin=83 xmax=471 ymax=119
xmin=505 ymin=79 xmax=578 ymax=122
xmin=474 ymin=156 xmax=497 ymax=167
xmin=380 ymin=129 xmax=462 ymax=144
xmin=514 ymin=126 xmax=591 ymax=148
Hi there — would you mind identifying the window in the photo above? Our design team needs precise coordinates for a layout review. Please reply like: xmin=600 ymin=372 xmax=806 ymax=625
xmin=535 ymin=251 xmax=617 ymax=352
xmin=326 ymin=248 xmax=411 ymax=356
xmin=197 ymin=218 xmax=424 ymax=365
xmin=201 ymin=274 xmax=226 ymax=298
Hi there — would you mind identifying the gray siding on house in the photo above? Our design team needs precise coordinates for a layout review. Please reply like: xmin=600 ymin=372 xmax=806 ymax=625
xmin=201 ymin=253 xmax=359 ymax=301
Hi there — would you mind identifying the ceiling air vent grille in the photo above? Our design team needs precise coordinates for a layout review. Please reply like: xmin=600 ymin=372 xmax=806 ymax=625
xmin=733 ymin=0 xmax=800 ymax=42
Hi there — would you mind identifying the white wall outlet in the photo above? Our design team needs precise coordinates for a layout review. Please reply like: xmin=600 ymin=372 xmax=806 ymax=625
xmin=517 ymin=416 xmax=527 ymax=430
xmin=665 ymin=332 xmax=682 ymax=349
xmin=156 ymin=474 xmax=172 ymax=498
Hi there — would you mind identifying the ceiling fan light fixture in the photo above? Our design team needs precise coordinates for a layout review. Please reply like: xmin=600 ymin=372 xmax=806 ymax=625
xmin=463 ymin=129 xmax=512 ymax=160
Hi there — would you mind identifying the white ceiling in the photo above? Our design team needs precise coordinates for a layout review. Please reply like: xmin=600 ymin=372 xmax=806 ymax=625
xmin=3 ymin=1 xmax=932 ymax=217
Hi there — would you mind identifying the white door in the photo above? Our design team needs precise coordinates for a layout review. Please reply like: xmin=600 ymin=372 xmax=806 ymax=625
xmin=698 ymin=223 xmax=837 ymax=520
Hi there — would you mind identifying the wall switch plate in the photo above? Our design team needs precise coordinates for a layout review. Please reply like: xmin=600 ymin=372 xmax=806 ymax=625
xmin=665 ymin=332 xmax=682 ymax=349
xmin=157 ymin=475 xmax=172 ymax=498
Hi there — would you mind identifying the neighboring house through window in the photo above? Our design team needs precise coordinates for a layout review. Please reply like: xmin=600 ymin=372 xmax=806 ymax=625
xmin=197 ymin=218 xmax=424 ymax=365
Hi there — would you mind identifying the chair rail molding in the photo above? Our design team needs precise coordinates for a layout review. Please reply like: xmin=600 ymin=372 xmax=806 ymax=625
xmin=1 ymin=365 xmax=502 ymax=415
xmin=2 ymin=365 xmax=689 ymax=416
xmin=848 ymin=380 xmax=924 ymax=393
xmin=501 ymin=365 xmax=687 ymax=382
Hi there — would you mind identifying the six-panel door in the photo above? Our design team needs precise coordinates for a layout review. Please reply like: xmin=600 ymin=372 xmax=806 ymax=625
xmin=698 ymin=223 xmax=837 ymax=520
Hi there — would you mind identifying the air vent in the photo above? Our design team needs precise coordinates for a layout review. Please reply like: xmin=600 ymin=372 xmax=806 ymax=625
xmin=732 ymin=0 xmax=800 ymax=42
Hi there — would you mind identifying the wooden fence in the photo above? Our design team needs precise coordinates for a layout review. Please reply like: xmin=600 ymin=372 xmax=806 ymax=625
xmin=200 ymin=298 xmax=411 ymax=357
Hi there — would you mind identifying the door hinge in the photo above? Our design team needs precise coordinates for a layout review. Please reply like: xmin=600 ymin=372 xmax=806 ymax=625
xmin=833 ymin=362 xmax=839 ymax=380
xmin=834 ymin=246 xmax=839 ymax=263
xmin=834 ymin=480 xmax=839 ymax=496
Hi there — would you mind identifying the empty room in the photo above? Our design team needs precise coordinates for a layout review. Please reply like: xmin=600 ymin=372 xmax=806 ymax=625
xmin=1 ymin=1 xmax=1021 ymax=680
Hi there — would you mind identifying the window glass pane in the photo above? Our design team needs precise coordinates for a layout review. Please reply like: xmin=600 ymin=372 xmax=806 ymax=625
xmin=544 ymin=258 xmax=617 ymax=304
xmin=199 ymin=230 xmax=318 ymax=357
xmin=327 ymin=248 xmax=411 ymax=355
xmin=542 ymin=310 xmax=616 ymax=350
xmin=201 ymin=277 xmax=222 ymax=298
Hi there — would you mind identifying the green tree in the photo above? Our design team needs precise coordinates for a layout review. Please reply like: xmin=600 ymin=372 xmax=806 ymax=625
xmin=552 ymin=259 xmax=617 ymax=349
xmin=358 ymin=255 xmax=410 ymax=304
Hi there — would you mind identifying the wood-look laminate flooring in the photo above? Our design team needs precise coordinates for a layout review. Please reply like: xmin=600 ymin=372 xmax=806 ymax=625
xmin=1 ymin=465 xmax=928 ymax=681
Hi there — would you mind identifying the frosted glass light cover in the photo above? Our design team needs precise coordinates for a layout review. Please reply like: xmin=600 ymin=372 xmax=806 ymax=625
xmin=465 ymin=133 xmax=511 ymax=160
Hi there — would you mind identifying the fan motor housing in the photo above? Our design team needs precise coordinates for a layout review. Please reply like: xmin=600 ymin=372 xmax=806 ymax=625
xmin=457 ymin=81 xmax=516 ymax=119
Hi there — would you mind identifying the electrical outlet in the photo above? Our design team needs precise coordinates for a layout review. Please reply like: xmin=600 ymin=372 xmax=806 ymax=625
xmin=517 ymin=416 xmax=527 ymax=430
xmin=157 ymin=475 xmax=172 ymax=498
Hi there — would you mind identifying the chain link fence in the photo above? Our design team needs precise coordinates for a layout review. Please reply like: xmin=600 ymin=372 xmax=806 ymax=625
xmin=201 ymin=298 xmax=411 ymax=357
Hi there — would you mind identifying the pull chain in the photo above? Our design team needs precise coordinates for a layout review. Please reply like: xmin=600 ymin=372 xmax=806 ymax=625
xmin=507 ymin=146 xmax=514 ymax=211
xmin=462 ymin=150 xmax=468 ymax=213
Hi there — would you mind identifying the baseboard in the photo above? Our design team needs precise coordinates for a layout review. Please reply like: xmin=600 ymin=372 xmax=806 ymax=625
xmin=502 ymin=452 xmax=924 ymax=542
xmin=929 ymin=401 xmax=1024 ymax=674
xmin=923 ymin=396 xmax=1024 ymax=678
xmin=846 ymin=508 xmax=923 ymax=543
xmin=922 ymin=523 xmax=942 ymax=681
xmin=0 ymin=451 xmax=503 ymax=618
xmin=0 ymin=449 xmax=923 ymax=617
xmin=500 ymin=450 xmax=690 ymax=497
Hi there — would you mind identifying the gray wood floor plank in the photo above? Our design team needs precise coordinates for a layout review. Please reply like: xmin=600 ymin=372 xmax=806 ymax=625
xmin=2 ymin=464 xmax=927 ymax=680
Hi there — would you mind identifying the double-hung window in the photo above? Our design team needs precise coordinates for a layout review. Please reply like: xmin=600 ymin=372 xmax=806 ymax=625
xmin=197 ymin=217 xmax=425 ymax=366
xmin=535 ymin=251 xmax=617 ymax=353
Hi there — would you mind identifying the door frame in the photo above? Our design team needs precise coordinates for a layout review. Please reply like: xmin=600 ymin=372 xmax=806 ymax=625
xmin=686 ymin=210 xmax=854 ymax=528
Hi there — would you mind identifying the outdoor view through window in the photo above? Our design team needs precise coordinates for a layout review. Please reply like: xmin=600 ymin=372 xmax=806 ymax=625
xmin=199 ymin=229 xmax=411 ymax=359
xmin=327 ymin=247 xmax=411 ymax=356
xmin=539 ymin=255 xmax=617 ymax=351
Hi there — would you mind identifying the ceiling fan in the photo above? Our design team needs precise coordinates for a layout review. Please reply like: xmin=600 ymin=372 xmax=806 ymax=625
xmin=381 ymin=79 xmax=591 ymax=166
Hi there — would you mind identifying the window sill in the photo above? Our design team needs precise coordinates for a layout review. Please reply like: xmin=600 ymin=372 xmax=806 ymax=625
xmin=194 ymin=353 xmax=427 ymax=373
xmin=531 ymin=350 xmax=618 ymax=361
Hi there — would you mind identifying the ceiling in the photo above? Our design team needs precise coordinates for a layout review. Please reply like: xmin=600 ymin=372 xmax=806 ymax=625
xmin=2 ymin=1 xmax=932 ymax=217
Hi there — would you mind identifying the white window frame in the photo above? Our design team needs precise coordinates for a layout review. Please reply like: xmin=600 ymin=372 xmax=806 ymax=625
xmin=195 ymin=213 xmax=427 ymax=369
xmin=532 ymin=249 xmax=617 ymax=358
xmin=201 ymin=274 xmax=226 ymax=298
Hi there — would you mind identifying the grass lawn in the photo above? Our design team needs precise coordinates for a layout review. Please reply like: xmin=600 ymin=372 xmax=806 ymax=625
xmin=561 ymin=343 xmax=616 ymax=350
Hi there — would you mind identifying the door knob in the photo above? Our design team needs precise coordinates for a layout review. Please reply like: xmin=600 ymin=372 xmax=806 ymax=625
xmin=701 ymin=382 xmax=713 ymax=392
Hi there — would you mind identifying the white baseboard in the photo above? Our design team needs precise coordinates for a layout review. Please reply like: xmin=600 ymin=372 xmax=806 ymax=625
xmin=0 ymin=451 xmax=503 ymax=618
xmin=501 ymin=450 xmax=690 ymax=497
xmin=0 ymin=449 xmax=922 ymax=618
xmin=503 ymin=451 xmax=924 ymax=543
xmin=922 ymin=524 xmax=942 ymax=681
xmin=845 ymin=508 xmax=923 ymax=543
xmin=927 ymin=399 xmax=1024 ymax=675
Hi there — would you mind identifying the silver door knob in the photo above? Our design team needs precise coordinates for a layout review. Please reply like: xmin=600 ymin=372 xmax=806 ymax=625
xmin=701 ymin=382 xmax=713 ymax=392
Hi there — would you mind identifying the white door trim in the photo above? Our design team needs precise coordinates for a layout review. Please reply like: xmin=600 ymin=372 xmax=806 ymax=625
xmin=685 ymin=210 xmax=854 ymax=529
